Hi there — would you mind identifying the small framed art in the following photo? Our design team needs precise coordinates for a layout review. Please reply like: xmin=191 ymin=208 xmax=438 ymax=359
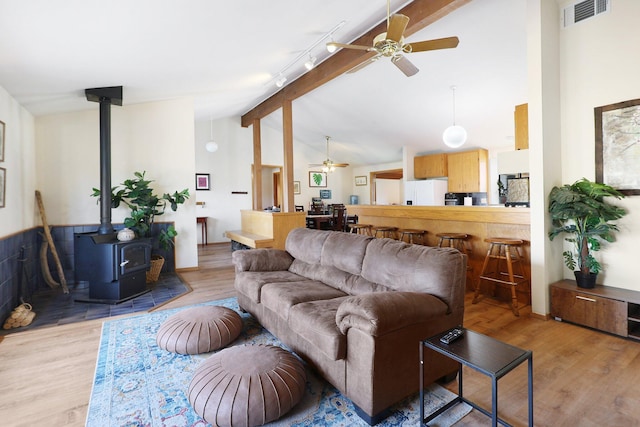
xmin=309 ymin=171 xmax=327 ymax=188
xmin=195 ymin=173 xmax=210 ymax=191
xmin=0 ymin=120 xmax=5 ymax=162
xmin=293 ymin=181 xmax=301 ymax=194
xmin=0 ymin=167 xmax=5 ymax=208
xmin=355 ymin=176 xmax=367 ymax=186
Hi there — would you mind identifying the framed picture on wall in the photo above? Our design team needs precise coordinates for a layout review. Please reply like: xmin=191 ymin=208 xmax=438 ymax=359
xmin=595 ymin=97 xmax=640 ymax=195
xmin=0 ymin=120 xmax=5 ymax=162
xmin=293 ymin=181 xmax=301 ymax=194
xmin=195 ymin=173 xmax=210 ymax=190
xmin=309 ymin=171 xmax=327 ymax=188
xmin=355 ymin=176 xmax=367 ymax=186
xmin=0 ymin=167 xmax=5 ymax=208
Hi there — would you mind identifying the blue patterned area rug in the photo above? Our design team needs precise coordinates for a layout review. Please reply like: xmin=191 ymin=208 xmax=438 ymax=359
xmin=87 ymin=297 xmax=471 ymax=427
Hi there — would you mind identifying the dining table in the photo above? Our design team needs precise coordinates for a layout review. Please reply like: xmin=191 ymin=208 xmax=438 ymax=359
xmin=306 ymin=214 xmax=333 ymax=230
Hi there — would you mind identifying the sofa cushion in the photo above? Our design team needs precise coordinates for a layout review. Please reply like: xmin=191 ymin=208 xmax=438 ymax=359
xmin=289 ymin=297 xmax=349 ymax=361
xmin=261 ymin=281 xmax=347 ymax=321
xmin=232 ymin=248 xmax=293 ymax=272
xmin=321 ymin=231 xmax=372 ymax=275
xmin=289 ymin=260 xmax=391 ymax=296
xmin=285 ymin=228 xmax=331 ymax=265
xmin=235 ymin=271 xmax=305 ymax=304
xmin=361 ymin=238 xmax=465 ymax=311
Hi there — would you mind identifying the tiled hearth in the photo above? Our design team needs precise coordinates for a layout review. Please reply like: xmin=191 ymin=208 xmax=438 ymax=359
xmin=1 ymin=272 xmax=188 ymax=335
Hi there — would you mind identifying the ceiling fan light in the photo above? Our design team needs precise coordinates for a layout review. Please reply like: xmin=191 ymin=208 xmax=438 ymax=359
xmin=442 ymin=125 xmax=467 ymax=148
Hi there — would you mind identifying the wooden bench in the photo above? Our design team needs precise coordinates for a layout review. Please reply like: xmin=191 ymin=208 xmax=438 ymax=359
xmin=224 ymin=230 xmax=274 ymax=249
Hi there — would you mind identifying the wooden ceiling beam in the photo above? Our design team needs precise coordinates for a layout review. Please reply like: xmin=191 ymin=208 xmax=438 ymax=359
xmin=241 ymin=0 xmax=472 ymax=127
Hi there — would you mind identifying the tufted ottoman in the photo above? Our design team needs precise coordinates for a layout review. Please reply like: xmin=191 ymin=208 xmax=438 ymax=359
xmin=188 ymin=344 xmax=307 ymax=427
xmin=156 ymin=305 xmax=243 ymax=355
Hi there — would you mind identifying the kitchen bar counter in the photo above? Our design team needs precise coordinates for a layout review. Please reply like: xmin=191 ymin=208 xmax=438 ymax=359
xmin=345 ymin=204 xmax=531 ymax=304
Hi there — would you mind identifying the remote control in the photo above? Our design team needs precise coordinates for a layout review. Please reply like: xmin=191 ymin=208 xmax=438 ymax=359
xmin=440 ymin=327 xmax=464 ymax=344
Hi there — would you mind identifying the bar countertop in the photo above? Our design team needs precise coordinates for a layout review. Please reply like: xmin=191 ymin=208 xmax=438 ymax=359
xmin=345 ymin=204 xmax=530 ymax=225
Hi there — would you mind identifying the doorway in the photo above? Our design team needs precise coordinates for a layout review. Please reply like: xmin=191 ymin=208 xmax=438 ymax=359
xmin=370 ymin=168 xmax=403 ymax=205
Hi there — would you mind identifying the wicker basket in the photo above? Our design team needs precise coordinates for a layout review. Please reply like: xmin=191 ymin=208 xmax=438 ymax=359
xmin=146 ymin=255 xmax=165 ymax=283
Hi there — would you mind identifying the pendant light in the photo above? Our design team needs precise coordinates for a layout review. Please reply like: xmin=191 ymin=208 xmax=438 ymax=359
xmin=205 ymin=116 xmax=218 ymax=153
xmin=442 ymin=85 xmax=467 ymax=148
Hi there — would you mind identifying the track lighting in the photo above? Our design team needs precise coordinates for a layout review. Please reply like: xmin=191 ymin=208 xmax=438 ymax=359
xmin=275 ymin=75 xmax=287 ymax=88
xmin=269 ymin=21 xmax=345 ymax=89
xmin=304 ymin=55 xmax=317 ymax=70
xmin=327 ymin=39 xmax=337 ymax=53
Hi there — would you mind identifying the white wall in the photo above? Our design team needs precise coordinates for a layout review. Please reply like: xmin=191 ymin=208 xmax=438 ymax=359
xmin=0 ymin=86 xmax=36 ymax=238
xmin=35 ymin=98 xmax=198 ymax=269
xmin=375 ymin=179 xmax=402 ymax=205
xmin=555 ymin=0 xmax=640 ymax=291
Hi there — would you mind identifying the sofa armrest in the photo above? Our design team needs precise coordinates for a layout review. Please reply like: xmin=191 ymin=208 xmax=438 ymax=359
xmin=336 ymin=292 xmax=449 ymax=336
xmin=231 ymin=248 xmax=294 ymax=272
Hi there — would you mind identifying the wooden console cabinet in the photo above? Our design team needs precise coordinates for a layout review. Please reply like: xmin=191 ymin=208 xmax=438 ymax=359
xmin=550 ymin=280 xmax=640 ymax=340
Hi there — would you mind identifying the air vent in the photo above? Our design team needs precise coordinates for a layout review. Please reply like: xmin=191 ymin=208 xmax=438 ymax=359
xmin=562 ymin=0 xmax=610 ymax=28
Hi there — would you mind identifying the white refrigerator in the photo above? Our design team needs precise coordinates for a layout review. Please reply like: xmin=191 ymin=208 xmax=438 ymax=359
xmin=404 ymin=179 xmax=448 ymax=206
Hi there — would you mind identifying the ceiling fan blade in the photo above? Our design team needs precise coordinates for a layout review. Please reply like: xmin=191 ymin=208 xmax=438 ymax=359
xmin=406 ymin=36 xmax=460 ymax=53
xmin=386 ymin=14 xmax=410 ymax=42
xmin=333 ymin=163 xmax=350 ymax=167
xmin=326 ymin=42 xmax=373 ymax=52
xmin=392 ymin=55 xmax=419 ymax=77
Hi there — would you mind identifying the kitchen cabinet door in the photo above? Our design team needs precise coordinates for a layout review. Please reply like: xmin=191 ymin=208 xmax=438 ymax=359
xmin=447 ymin=149 xmax=488 ymax=193
xmin=414 ymin=153 xmax=448 ymax=179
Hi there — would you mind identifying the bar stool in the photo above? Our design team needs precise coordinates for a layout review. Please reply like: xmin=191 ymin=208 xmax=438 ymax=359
xmin=473 ymin=237 xmax=529 ymax=317
xmin=399 ymin=229 xmax=426 ymax=244
xmin=437 ymin=233 xmax=473 ymax=279
xmin=372 ymin=226 xmax=398 ymax=239
xmin=349 ymin=223 xmax=372 ymax=236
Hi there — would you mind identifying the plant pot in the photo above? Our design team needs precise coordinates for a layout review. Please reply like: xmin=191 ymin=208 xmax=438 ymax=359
xmin=146 ymin=255 xmax=165 ymax=283
xmin=574 ymin=271 xmax=597 ymax=289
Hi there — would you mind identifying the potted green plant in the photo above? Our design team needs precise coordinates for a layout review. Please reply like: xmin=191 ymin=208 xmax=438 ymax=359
xmin=92 ymin=171 xmax=190 ymax=281
xmin=548 ymin=178 xmax=627 ymax=288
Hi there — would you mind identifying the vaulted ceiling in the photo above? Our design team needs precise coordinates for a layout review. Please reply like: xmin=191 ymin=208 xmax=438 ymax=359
xmin=0 ymin=0 xmax=527 ymax=166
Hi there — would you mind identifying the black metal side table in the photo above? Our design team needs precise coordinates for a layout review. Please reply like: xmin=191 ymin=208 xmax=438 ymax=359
xmin=420 ymin=328 xmax=533 ymax=427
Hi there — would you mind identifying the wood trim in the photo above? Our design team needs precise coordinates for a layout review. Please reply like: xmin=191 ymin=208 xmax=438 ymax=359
xmin=283 ymin=99 xmax=294 ymax=212
xmin=252 ymin=119 xmax=262 ymax=210
xmin=240 ymin=0 xmax=472 ymax=127
xmin=345 ymin=205 xmax=531 ymax=225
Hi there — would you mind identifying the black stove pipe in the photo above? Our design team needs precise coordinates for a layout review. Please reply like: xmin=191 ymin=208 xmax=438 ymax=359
xmin=85 ymin=86 xmax=123 ymax=235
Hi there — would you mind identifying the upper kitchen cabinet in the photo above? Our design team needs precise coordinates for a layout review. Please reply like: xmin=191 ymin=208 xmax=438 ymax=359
xmin=514 ymin=103 xmax=529 ymax=150
xmin=447 ymin=149 xmax=488 ymax=193
xmin=414 ymin=153 xmax=448 ymax=179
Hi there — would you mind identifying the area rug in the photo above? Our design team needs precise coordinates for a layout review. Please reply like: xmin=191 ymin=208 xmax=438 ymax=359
xmin=87 ymin=297 xmax=471 ymax=426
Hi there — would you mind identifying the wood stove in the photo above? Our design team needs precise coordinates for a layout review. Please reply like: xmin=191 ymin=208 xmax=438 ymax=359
xmin=74 ymin=86 xmax=151 ymax=303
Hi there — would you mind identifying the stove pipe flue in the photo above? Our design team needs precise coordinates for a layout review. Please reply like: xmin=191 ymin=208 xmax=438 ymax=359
xmin=85 ymin=86 xmax=123 ymax=235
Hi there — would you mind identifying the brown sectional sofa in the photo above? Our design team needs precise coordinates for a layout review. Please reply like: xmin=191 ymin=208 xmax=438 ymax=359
xmin=232 ymin=227 xmax=466 ymax=424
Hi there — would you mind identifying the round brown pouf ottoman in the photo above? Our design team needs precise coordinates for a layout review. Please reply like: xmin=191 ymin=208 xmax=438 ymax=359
xmin=156 ymin=306 xmax=242 ymax=355
xmin=188 ymin=344 xmax=307 ymax=427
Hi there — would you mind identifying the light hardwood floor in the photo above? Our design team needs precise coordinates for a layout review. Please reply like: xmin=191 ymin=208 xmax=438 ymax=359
xmin=1 ymin=243 xmax=639 ymax=426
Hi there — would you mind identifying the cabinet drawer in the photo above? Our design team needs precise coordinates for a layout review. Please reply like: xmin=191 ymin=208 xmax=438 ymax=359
xmin=551 ymin=286 xmax=627 ymax=336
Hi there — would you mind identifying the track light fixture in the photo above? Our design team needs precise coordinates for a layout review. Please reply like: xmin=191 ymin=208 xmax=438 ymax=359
xmin=304 ymin=55 xmax=317 ymax=70
xmin=275 ymin=74 xmax=287 ymax=88
xmin=269 ymin=20 xmax=345 ymax=88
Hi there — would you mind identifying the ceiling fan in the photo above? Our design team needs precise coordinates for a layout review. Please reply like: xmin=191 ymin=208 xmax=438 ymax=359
xmin=326 ymin=0 xmax=459 ymax=77
xmin=309 ymin=136 xmax=349 ymax=172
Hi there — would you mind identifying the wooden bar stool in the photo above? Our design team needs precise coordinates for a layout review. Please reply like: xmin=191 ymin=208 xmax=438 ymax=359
xmin=349 ymin=223 xmax=372 ymax=236
xmin=399 ymin=229 xmax=426 ymax=244
xmin=473 ymin=237 xmax=529 ymax=316
xmin=437 ymin=233 xmax=473 ymax=287
xmin=371 ymin=226 xmax=398 ymax=239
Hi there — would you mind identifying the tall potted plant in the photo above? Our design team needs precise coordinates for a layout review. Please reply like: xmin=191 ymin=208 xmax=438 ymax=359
xmin=548 ymin=178 xmax=627 ymax=288
xmin=92 ymin=171 xmax=190 ymax=282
